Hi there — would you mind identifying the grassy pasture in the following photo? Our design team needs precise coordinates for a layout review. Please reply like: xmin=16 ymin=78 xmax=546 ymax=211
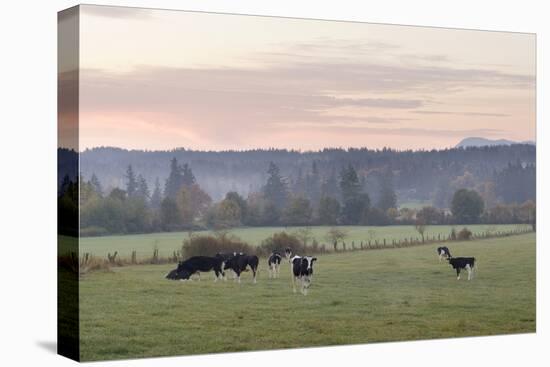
xmin=79 ymin=233 xmax=535 ymax=361
xmin=398 ymin=199 xmax=433 ymax=209
xmin=78 ymin=224 xmax=530 ymax=259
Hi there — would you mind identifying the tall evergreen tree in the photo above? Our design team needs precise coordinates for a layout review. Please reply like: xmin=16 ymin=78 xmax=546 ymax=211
xmin=90 ymin=173 xmax=103 ymax=197
xmin=340 ymin=164 xmax=370 ymax=224
xmin=182 ymin=163 xmax=196 ymax=187
xmin=263 ymin=162 xmax=289 ymax=209
xmin=340 ymin=164 xmax=361 ymax=202
xmin=305 ymin=161 xmax=321 ymax=206
xmin=377 ymin=171 xmax=397 ymax=211
xmin=125 ymin=165 xmax=138 ymax=197
xmin=136 ymin=174 xmax=150 ymax=201
xmin=150 ymin=177 xmax=162 ymax=209
xmin=164 ymin=157 xmax=184 ymax=199
xmin=292 ymin=167 xmax=306 ymax=196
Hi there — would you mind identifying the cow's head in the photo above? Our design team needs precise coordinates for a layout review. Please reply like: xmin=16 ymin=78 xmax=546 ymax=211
xmin=165 ymin=269 xmax=179 ymax=280
xmin=284 ymin=247 xmax=292 ymax=260
xmin=166 ymin=267 xmax=191 ymax=280
xmin=305 ymin=256 xmax=317 ymax=273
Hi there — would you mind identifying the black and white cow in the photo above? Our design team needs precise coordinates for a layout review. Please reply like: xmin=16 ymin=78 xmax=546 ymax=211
xmin=268 ymin=252 xmax=282 ymax=278
xmin=437 ymin=246 xmax=452 ymax=262
xmin=224 ymin=253 xmax=259 ymax=283
xmin=167 ymin=256 xmax=225 ymax=281
xmin=290 ymin=255 xmax=317 ymax=295
xmin=447 ymin=257 xmax=476 ymax=280
xmin=215 ymin=252 xmax=243 ymax=280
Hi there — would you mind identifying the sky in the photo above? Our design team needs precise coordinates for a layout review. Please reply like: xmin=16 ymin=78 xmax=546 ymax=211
xmin=71 ymin=5 xmax=535 ymax=151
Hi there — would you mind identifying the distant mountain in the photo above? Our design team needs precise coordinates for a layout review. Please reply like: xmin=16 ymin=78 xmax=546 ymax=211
xmin=456 ymin=137 xmax=535 ymax=148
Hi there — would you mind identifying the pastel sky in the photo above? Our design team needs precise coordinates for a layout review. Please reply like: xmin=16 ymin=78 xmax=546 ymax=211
xmin=76 ymin=5 xmax=536 ymax=151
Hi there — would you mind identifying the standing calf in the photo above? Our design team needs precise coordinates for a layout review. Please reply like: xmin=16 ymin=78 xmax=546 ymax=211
xmin=224 ymin=254 xmax=259 ymax=283
xmin=437 ymin=246 xmax=452 ymax=262
xmin=447 ymin=257 xmax=476 ymax=280
xmin=290 ymin=256 xmax=317 ymax=295
xmin=268 ymin=252 xmax=282 ymax=278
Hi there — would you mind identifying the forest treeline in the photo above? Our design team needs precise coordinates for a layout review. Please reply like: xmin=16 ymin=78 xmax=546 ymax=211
xmin=76 ymin=144 xmax=535 ymax=204
xmin=57 ymin=144 xmax=536 ymax=236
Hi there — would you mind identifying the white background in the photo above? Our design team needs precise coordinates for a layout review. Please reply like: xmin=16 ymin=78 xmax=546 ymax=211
xmin=0 ymin=0 xmax=547 ymax=366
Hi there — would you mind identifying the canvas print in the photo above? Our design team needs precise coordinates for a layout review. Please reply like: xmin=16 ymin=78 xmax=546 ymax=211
xmin=58 ymin=5 xmax=536 ymax=362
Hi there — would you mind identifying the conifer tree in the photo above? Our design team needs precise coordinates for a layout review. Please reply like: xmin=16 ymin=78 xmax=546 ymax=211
xmin=125 ymin=165 xmax=138 ymax=197
xmin=263 ymin=162 xmax=288 ymax=209
xmin=150 ymin=178 xmax=162 ymax=209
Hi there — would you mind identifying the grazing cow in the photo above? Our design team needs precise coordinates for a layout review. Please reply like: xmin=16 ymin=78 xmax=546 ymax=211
xmin=165 ymin=268 xmax=182 ymax=280
xmin=224 ymin=254 xmax=259 ymax=283
xmin=437 ymin=246 xmax=452 ymax=262
xmin=169 ymin=256 xmax=225 ymax=281
xmin=268 ymin=252 xmax=282 ymax=278
xmin=447 ymin=257 xmax=476 ymax=280
xmin=215 ymin=252 xmax=243 ymax=280
xmin=290 ymin=255 xmax=317 ymax=295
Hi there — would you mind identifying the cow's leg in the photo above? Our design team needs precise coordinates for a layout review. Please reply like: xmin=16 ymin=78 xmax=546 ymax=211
xmin=252 ymin=267 xmax=257 ymax=284
xmin=302 ymin=276 xmax=310 ymax=295
xmin=456 ymin=268 xmax=461 ymax=280
xmin=292 ymin=276 xmax=297 ymax=293
xmin=268 ymin=264 xmax=273 ymax=279
xmin=466 ymin=264 xmax=472 ymax=280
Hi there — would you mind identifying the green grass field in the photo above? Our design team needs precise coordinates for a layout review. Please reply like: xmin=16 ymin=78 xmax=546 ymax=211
xmin=79 ymin=233 xmax=535 ymax=361
xmin=398 ymin=200 xmax=433 ymax=209
xmin=78 ymin=224 xmax=530 ymax=259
